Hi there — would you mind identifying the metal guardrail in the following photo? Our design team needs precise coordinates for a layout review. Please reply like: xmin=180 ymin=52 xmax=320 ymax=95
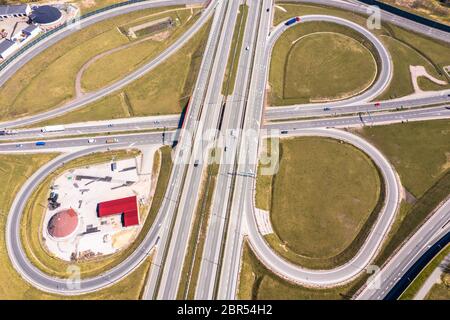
xmin=0 ymin=0 xmax=152 ymax=72
xmin=357 ymin=0 xmax=450 ymax=33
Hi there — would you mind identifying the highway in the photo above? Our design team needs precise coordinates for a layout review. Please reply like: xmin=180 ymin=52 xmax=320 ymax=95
xmin=143 ymin=0 xmax=228 ymax=299
xmin=264 ymin=105 xmax=450 ymax=131
xmin=216 ymin=0 xmax=275 ymax=299
xmin=195 ymin=0 xmax=264 ymax=300
xmin=0 ymin=115 xmax=179 ymax=141
xmin=0 ymin=131 xmax=174 ymax=153
xmin=356 ymin=199 xmax=450 ymax=300
xmin=265 ymin=90 xmax=450 ymax=121
xmin=2 ymin=0 xmax=450 ymax=300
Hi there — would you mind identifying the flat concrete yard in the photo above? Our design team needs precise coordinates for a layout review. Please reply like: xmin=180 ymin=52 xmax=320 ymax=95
xmin=43 ymin=148 xmax=157 ymax=261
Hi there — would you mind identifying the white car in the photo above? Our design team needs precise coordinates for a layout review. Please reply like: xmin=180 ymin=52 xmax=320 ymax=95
xmin=88 ymin=138 xmax=95 ymax=144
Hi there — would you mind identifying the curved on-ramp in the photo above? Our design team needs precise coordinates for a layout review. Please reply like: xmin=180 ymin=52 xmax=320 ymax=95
xmin=265 ymin=14 xmax=393 ymax=109
xmin=0 ymin=0 xmax=213 ymax=129
xmin=5 ymin=144 xmax=165 ymax=295
xmin=246 ymin=128 xmax=401 ymax=286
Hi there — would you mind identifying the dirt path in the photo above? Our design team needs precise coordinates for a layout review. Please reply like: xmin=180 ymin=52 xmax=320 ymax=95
xmin=75 ymin=7 xmax=197 ymax=97
xmin=409 ymin=65 xmax=448 ymax=94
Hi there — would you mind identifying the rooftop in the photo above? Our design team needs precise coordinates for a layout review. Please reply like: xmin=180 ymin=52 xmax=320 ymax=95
xmin=0 ymin=4 xmax=30 ymax=16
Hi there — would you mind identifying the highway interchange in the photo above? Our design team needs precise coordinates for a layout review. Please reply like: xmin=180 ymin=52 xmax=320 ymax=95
xmin=1 ymin=0 xmax=449 ymax=300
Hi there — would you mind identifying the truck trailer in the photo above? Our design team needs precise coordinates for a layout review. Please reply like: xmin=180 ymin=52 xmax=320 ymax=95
xmin=41 ymin=125 xmax=65 ymax=133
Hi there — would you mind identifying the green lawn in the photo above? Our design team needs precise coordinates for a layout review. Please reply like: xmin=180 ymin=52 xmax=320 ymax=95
xmin=353 ymin=119 xmax=450 ymax=270
xmin=0 ymin=153 xmax=152 ymax=299
xmin=283 ymin=32 xmax=376 ymax=102
xmin=272 ymin=3 xmax=450 ymax=103
xmin=256 ymin=137 xmax=381 ymax=269
xmin=353 ymin=119 xmax=450 ymax=198
xmin=238 ymin=242 xmax=368 ymax=300
xmin=34 ymin=19 xmax=211 ymax=126
xmin=269 ymin=21 xmax=380 ymax=106
xmin=0 ymin=6 xmax=188 ymax=122
xmin=81 ymin=8 xmax=201 ymax=91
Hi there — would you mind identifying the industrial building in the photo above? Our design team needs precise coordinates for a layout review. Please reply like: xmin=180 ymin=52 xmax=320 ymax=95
xmin=47 ymin=208 xmax=79 ymax=239
xmin=0 ymin=39 xmax=18 ymax=59
xmin=30 ymin=5 xmax=63 ymax=26
xmin=0 ymin=4 xmax=31 ymax=19
xmin=22 ymin=24 xmax=40 ymax=37
xmin=98 ymin=196 xmax=140 ymax=227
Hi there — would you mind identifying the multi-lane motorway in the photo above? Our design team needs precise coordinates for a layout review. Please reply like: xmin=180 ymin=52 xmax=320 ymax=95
xmin=1 ymin=0 xmax=450 ymax=300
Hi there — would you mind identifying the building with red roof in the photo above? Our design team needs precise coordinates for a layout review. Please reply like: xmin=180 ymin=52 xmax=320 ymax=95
xmin=97 ymin=196 xmax=139 ymax=227
xmin=47 ymin=208 xmax=79 ymax=238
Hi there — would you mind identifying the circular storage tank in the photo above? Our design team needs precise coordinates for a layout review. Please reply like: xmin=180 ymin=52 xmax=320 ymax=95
xmin=31 ymin=6 xmax=62 ymax=26
xmin=47 ymin=209 xmax=78 ymax=239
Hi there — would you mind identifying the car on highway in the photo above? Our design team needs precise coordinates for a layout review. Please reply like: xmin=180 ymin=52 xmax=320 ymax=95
xmin=323 ymin=107 xmax=331 ymax=111
xmin=194 ymin=160 xmax=199 ymax=167
xmin=281 ymin=130 xmax=288 ymax=134
xmin=15 ymin=144 xmax=23 ymax=148
xmin=445 ymin=106 xmax=450 ymax=110
xmin=374 ymin=102 xmax=381 ymax=107
xmin=88 ymin=138 xmax=96 ymax=143
xmin=105 ymin=138 xmax=118 ymax=144
xmin=35 ymin=141 xmax=46 ymax=146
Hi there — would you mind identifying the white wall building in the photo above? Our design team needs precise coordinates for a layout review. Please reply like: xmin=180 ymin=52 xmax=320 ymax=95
xmin=0 ymin=39 xmax=18 ymax=59
xmin=0 ymin=4 xmax=31 ymax=19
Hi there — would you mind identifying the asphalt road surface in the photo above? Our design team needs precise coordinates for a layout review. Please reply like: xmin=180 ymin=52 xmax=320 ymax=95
xmin=0 ymin=0 xmax=211 ymax=129
xmin=356 ymin=199 xmax=450 ymax=300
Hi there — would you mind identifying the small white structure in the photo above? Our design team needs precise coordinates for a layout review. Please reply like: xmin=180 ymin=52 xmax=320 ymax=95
xmin=0 ymin=39 xmax=18 ymax=59
xmin=22 ymin=24 xmax=41 ymax=37
xmin=0 ymin=4 xmax=31 ymax=19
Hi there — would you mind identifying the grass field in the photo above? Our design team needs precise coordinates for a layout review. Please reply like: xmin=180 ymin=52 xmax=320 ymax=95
xmin=20 ymin=146 xmax=172 ymax=279
xmin=238 ymin=242 xmax=368 ymax=300
xmin=0 ymin=6 xmax=190 ymax=122
xmin=353 ymin=119 xmax=450 ymax=198
xmin=0 ymin=153 xmax=152 ymax=299
xmin=244 ymin=121 xmax=450 ymax=298
xmin=283 ymin=32 xmax=376 ymax=102
xmin=400 ymin=244 xmax=449 ymax=300
xmin=352 ymin=119 xmax=450 ymax=274
xmin=34 ymin=19 xmax=211 ymax=127
xmin=222 ymin=5 xmax=248 ymax=96
xmin=255 ymin=137 xmax=381 ymax=269
xmin=269 ymin=20 xmax=380 ymax=106
xmin=272 ymin=3 xmax=450 ymax=103
xmin=81 ymin=8 xmax=201 ymax=91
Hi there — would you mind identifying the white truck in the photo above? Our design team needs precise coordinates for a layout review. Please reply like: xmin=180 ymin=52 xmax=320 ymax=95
xmin=41 ymin=125 xmax=65 ymax=133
